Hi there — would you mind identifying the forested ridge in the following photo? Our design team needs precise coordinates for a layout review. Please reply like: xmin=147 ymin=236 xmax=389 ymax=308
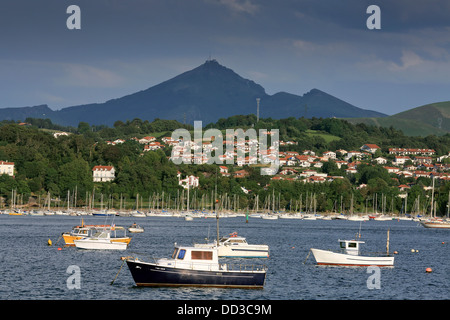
xmin=1 ymin=115 xmax=449 ymax=216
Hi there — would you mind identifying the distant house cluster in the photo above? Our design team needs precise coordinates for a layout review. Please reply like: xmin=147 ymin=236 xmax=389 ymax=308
xmin=268 ymin=143 xmax=449 ymax=184
xmin=91 ymin=133 xmax=450 ymax=189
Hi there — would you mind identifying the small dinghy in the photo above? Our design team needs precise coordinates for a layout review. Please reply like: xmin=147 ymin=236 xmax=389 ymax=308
xmin=128 ymin=223 xmax=144 ymax=233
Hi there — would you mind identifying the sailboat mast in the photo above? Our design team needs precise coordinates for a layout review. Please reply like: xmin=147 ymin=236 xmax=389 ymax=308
xmin=215 ymin=169 xmax=219 ymax=247
xmin=430 ymin=176 xmax=435 ymax=218
xmin=386 ymin=228 xmax=390 ymax=255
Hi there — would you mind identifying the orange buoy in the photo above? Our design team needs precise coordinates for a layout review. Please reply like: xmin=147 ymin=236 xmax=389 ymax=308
xmin=426 ymin=268 xmax=432 ymax=273
xmin=57 ymin=247 xmax=62 ymax=251
xmin=394 ymin=251 xmax=398 ymax=254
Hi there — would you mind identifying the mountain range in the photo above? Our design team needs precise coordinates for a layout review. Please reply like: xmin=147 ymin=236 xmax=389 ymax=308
xmin=0 ymin=59 xmax=386 ymax=127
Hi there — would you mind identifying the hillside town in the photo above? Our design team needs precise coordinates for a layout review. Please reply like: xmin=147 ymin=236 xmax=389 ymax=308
xmin=88 ymin=134 xmax=450 ymax=188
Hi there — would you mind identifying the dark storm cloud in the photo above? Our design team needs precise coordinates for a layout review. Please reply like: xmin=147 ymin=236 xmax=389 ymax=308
xmin=0 ymin=0 xmax=449 ymax=114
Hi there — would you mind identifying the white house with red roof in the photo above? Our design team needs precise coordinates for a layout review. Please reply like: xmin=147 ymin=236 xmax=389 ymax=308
xmin=0 ymin=161 xmax=14 ymax=177
xmin=92 ymin=165 xmax=115 ymax=182
xmin=361 ymin=144 xmax=381 ymax=154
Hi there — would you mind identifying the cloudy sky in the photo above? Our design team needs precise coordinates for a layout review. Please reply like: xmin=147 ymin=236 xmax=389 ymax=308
xmin=1 ymin=0 xmax=450 ymax=115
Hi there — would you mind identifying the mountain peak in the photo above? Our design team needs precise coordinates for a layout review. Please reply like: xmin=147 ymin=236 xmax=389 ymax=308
xmin=0 ymin=61 xmax=386 ymax=126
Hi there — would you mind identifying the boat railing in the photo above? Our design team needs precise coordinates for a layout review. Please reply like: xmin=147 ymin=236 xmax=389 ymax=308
xmin=332 ymin=249 xmax=394 ymax=257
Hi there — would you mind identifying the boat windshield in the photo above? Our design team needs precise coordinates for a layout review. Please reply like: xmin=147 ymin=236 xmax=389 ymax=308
xmin=348 ymin=242 xmax=357 ymax=248
xmin=172 ymin=248 xmax=178 ymax=259
xmin=177 ymin=249 xmax=186 ymax=260
xmin=340 ymin=241 xmax=358 ymax=248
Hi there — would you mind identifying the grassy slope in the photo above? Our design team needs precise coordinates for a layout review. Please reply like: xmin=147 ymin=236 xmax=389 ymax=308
xmin=345 ymin=101 xmax=450 ymax=136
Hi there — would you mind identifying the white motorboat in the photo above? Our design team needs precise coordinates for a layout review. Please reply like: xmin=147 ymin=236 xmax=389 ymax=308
xmin=74 ymin=230 xmax=128 ymax=250
xmin=311 ymin=239 xmax=394 ymax=267
xmin=195 ymin=233 xmax=269 ymax=258
xmin=128 ymin=223 xmax=144 ymax=233
xmin=125 ymin=244 xmax=266 ymax=288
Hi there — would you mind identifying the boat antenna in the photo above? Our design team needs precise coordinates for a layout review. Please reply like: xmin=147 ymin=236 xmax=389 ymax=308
xmin=386 ymin=228 xmax=390 ymax=255
xmin=356 ymin=221 xmax=362 ymax=239
xmin=215 ymin=168 xmax=219 ymax=247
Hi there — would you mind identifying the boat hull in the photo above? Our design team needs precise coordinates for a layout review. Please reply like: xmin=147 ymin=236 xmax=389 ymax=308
xmin=311 ymin=248 xmax=394 ymax=267
xmin=63 ymin=234 xmax=131 ymax=246
xmin=126 ymin=259 xmax=266 ymax=288
xmin=74 ymin=239 xmax=128 ymax=250
xmin=421 ymin=222 xmax=450 ymax=229
xmin=218 ymin=245 xmax=269 ymax=258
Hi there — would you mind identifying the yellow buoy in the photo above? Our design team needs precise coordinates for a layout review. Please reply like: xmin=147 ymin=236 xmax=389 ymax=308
xmin=47 ymin=239 xmax=52 ymax=246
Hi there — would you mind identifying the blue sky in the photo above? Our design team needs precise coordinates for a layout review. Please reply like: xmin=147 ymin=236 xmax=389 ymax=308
xmin=1 ymin=0 xmax=450 ymax=115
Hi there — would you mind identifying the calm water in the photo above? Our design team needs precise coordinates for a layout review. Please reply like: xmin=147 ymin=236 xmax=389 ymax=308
xmin=0 ymin=214 xmax=448 ymax=300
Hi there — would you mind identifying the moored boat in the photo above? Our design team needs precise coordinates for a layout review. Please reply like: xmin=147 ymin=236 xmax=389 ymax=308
xmin=74 ymin=230 xmax=128 ymax=250
xmin=195 ymin=232 xmax=269 ymax=258
xmin=125 ymin=244 xmax=266 ymax=288
xmin=62 ymin=220 xmax=131 ymax=246
xmin=128 ymin=223 xmax=144 ymax=233
xmin=310 ymin=239 xmax=394 ymax=267
xmin=261 ymin=214 xmax=278 ymax=220
xmin=421 ymin=219 xmax=450 ymax=229
xmin=131 ymin=211 xmax=146 ymax=218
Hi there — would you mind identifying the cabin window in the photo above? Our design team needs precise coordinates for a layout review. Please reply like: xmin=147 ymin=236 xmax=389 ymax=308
xmin=177 ymin=249 xmax=186 ymax=260
xmin=340 ymin=242 xmax=345 ymax=249
xmin=348 ymin=242 xmax=357 ymax=248
xmin=191 ymin=251 xmax=213 ymax=260
xmin=171 ymin=249 xmax=178 ymax=259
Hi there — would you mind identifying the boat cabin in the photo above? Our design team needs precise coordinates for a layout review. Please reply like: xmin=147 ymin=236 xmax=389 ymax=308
xmin=338 ymin=239 xmax=365 ymax=256
xmin=171 ymin=245 xmax=219 ymax=263
xmin=219 ymin=236 xmax=248 ymax=246
xmin=155 ymin=245 xmax=222 ymax=271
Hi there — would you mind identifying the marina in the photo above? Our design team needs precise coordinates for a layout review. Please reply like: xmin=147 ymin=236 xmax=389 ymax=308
xmin=0 ymin=214 xmax=448 ymax=300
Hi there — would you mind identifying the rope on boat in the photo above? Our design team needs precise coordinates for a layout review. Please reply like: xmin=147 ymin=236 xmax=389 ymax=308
xmin=303 ymin=250 xmax=311 ymax=264
xmin=54 ymin=233 xmax=64 ymax=245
